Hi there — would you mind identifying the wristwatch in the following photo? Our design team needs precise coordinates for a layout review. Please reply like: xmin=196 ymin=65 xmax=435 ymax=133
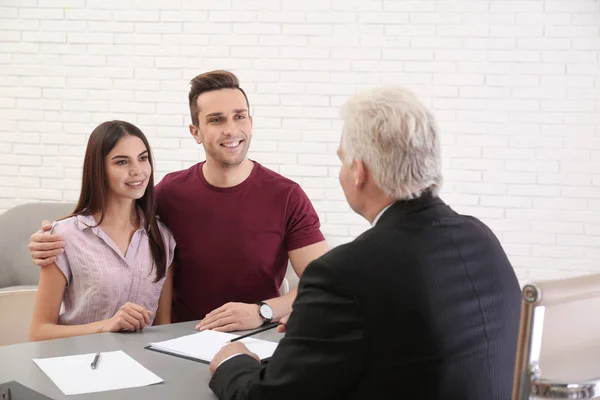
xmin=257 ymin=301 xmax=273 ymax=325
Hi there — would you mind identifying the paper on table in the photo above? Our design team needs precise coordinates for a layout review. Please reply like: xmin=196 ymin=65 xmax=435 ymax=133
xmin=148 ymin=330 xmax=278 ymax=362
xmin=33 ymin=350 xmax=163 ymax=395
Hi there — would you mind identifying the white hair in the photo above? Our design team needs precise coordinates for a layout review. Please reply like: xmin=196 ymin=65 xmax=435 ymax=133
xmin=340 ymin=85 xmax=443 ymax=200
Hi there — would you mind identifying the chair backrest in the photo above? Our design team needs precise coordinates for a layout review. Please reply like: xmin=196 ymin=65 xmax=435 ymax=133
xmin=512 ymin=273 xmax=600 ymax=400
xmin=0 ymin=202 xmax=75 ymax=289
xmin=0 ymin=287 xmax=38 ymax=345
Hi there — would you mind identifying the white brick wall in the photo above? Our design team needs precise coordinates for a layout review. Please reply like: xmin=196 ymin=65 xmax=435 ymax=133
xmin=1 ymin=0 xmax=600 ymax=283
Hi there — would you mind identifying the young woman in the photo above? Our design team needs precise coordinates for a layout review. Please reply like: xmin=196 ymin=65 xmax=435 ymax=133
xmin=30 ymin=120 xmax=176 ymax=341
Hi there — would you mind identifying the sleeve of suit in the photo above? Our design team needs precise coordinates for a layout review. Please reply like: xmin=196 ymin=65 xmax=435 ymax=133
xmin=209 ymin=257 xmax=365 ymax=400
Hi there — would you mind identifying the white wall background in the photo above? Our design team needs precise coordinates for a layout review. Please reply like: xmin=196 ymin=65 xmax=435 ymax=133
xmin=1 ymin=0 xmax=599 ymax=283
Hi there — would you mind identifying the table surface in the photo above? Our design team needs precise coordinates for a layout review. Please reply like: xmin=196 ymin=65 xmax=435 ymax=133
xmin=0 ymin=321 xmax=283 ymax=399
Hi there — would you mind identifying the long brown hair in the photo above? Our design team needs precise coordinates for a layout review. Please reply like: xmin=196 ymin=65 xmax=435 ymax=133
xmin=70 ymin=120 xmax=167 ymax=282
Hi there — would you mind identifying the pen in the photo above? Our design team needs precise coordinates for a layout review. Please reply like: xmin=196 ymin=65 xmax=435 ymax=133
xmin=91 ymin=352 xmax=100 ymax=370
xmin=229 ymin=323 xmax=282 ymax=343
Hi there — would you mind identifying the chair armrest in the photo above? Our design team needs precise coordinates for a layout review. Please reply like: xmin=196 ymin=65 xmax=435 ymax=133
xmin=0 ymin=285 xmax=38 ymax=294
xmin=533 ymin=377 xmax=600 ymax=399
xmin=279 ymin=278 xmax=290 ymax=296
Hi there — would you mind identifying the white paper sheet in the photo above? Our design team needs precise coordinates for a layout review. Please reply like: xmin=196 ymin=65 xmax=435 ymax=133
xmin=148 ymin=330 xmax=278 ymax=362
xmin=33 ymin=350 xmax=163 ymax=395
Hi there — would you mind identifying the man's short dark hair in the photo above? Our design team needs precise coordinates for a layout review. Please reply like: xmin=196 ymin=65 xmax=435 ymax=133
xmin=188 ymin=70 xmax=250 ymax=126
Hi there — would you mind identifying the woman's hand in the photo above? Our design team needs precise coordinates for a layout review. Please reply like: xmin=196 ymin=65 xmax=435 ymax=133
xmin=103 ymin=302 xmax=152 ymax=332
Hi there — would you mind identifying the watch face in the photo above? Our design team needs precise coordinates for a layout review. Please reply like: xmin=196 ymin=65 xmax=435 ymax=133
xmin=260 ymin=304 xmax=273 ymax=319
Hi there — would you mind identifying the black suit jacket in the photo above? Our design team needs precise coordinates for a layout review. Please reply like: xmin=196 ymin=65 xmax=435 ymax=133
xmin=210 ymin=194 xmax=521 ymax=400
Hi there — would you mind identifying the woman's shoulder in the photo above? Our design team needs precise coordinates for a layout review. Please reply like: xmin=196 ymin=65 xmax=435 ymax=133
xmin=50 ymin=215 xmax=78 ymax=234
xmin=156 ymin=219 xmax=174 ymax=241
xmin=50 ymin=214 xmax=95 ymax=237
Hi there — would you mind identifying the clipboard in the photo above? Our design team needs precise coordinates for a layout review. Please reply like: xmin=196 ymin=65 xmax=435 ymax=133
xmin=144 ymin=345 xmax=271 ymax=365
xmin=143 ymin=329 xmax=277 ymax=367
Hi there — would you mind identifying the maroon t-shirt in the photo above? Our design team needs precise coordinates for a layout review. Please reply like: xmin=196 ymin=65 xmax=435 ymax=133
xmin=155 ymin=161 xmax=325 ymax=322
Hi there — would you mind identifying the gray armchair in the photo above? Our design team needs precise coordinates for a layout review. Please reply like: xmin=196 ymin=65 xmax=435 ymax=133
xmin=0 ymin=202 xmax=75 ymax=291
xmin=0 ymin=202 xmax=74 ymax=345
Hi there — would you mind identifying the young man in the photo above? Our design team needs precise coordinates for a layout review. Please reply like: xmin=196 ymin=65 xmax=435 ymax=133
xmin=208 ymin=85 xmax=521 ymax=400
xmin=28 ymin=70 xmax=328 ymax=332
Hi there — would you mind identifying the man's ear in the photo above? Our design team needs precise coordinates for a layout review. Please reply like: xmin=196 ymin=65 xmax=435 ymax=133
xmin=189 ymin=124 xmax=202 ymax=145
xmin=354 ymin=159 xmax=367 ymax=190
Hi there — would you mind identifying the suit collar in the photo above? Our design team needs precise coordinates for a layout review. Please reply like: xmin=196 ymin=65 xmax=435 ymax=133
xmin=372 ymin=203 xmax=394 ymax=226
xmin=377 ymin=191 xmax=445 ymax=225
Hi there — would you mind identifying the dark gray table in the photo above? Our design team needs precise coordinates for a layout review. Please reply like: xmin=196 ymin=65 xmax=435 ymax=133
xmin=0 ymin=321 xmax=283 ymax=399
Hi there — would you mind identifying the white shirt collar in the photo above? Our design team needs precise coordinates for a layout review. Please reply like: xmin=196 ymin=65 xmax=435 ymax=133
xmin=372 ymin=203 xmax=394 ymax=226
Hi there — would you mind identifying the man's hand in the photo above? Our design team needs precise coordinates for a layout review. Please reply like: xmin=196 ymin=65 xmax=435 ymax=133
xmin=209 ymin=342 xmax=260 ymax=375
xmin=276 ymin=313 xmax=290 ymax=333
xmin=196 ymin=302 xmax=263 ymax=332
xmin=29 ymin=220 xmax=65 ymax=267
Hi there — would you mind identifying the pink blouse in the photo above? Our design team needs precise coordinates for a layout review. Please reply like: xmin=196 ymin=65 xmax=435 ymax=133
xmin=51 ymin=212 xmax=176 ymax=326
